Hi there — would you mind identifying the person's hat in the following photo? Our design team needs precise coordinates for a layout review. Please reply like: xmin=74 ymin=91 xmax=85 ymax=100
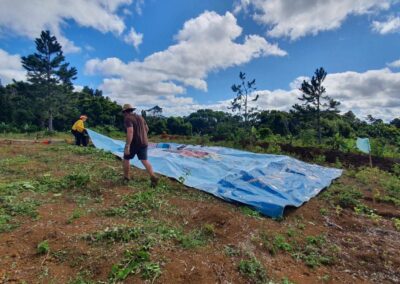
xmin=80 ymin=115 xmax=88 ymax=119
xmin=122 ymin=103 xmax=136 ymax=112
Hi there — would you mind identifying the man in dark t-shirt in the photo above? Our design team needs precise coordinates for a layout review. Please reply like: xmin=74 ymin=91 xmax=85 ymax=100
xmin=122 ymin=103 xmax=158 ymax=187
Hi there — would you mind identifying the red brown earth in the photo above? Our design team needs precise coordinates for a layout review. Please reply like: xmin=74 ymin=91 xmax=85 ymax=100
xmin=0 ymin=143 xmax=399 ymax=283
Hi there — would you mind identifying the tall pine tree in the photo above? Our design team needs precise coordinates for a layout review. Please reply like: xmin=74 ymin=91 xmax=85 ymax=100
xmin=298 ymin=67 xmax=340 ymax=144
xmin=230 ymin=71 xmax=259 ymax=128
xmin=21 ymin=30 xmax=77 ymax=131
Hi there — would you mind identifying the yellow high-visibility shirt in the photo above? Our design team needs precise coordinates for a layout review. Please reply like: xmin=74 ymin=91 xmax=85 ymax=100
xmin=72 ymin=119 xmax=85 ymax=133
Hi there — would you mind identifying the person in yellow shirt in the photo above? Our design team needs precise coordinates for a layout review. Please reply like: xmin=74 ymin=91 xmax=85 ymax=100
xmin=71 ymin=115 xmax=88 ymax=146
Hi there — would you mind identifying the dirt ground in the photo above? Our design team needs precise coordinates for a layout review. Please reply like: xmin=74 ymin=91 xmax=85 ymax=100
xmin=258 ymin=142 xmax=400 ymax=173
xmin=0 ymin=143 xmax=399 ymax=283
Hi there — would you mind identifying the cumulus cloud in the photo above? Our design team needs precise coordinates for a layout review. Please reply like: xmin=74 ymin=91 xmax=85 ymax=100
xmin=124 ymin=27 xmax=143 ymax=49
xmin=234 ymin=0 xmax=391 ymax=40
xmin=0 ymin=49 xmax=26 ymax=84
xmin=323 ymin=68 xmax=400 ymax=120
xmin=85 ymin=11 xmax=286 ymax=106
xmin=372 ymin=16 xmax=400 ymax=34
xmin=388 ymin=59 xmax=400 ymax=68
xmin=0 ymin=0 xmax=133 ymax=53
xmin=153 ymin=68 xmax=400 ymax=121
xmin=244 ymin=68 xmax=400 ymax=121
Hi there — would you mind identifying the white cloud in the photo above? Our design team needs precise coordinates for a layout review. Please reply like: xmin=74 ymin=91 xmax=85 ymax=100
xmin=388 ymin=59 xmax=400 ymax=68
xmin=0 ymin=0 xmax=133 ymax=53
xmin=323 ymin=68 xmax=400 ymax=120
xmin=372 ymin=16 xmax=400 ymax=34
xmin=235 ymin=0 xmax=391 ymax=40
xmin=73 ymin=85 xmax=84 ymax=92
xmin=85 ymin=11 xmax=286 ymax=107
xmin=248 ymin=68 xmax=400 ymax=121
xmin=134 ymin=0 xmax=145 ymax=15
xmin=145 ymin=68 xmax=400 ymax=121
xmin=0 ymin=49 xmax=26 ymax=84
xmin=124 ymin=27 xmax=143 ymax=49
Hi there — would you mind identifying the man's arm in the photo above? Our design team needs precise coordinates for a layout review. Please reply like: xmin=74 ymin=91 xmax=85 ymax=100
xmin=125 ymin=127 xmax=134 ymax=155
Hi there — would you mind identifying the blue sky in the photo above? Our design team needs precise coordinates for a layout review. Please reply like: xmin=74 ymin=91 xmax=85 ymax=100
xmin=0 ymin=0 xmax=399 ymax=120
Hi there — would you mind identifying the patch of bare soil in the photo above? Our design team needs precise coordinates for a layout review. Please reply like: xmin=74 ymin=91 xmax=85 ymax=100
xmin=259 ymin=142 xmax=400 ymax=172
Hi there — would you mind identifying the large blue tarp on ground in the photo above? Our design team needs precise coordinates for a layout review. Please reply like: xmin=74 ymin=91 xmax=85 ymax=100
xmin=87 ymin=129 xmax=342 ymax=217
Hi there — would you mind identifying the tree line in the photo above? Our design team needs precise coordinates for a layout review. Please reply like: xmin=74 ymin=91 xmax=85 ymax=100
xmin=0 ymin=30 xmax=399 ymax=155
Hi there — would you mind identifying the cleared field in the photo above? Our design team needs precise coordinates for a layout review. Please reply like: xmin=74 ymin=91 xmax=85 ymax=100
xmin=0 ymin=143 xmax=399 ymax=283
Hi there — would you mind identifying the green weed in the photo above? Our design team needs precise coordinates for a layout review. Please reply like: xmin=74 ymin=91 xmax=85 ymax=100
xmin=322 ymin=184 xmax=362 ymax=209
xmin=179 ymin=228 xmax=209 ymax=249
xmin=240 ymin=206 xmax=261 ymax=218
xmin=141 ymin=262 xmax=162 ymax=280
xmin=238 ymin=257 xmax=268 ymax=284
xmin=313 ymin=154 xmax=326 ymax=164
xmin=393 ymin=218 xmax=400 ymax=231
xmin=355 ymin=167 xmax=400 ymax=207
xmin=319 ymin=208 xmax=328 ymax=216
xmin=86 ymin=227 xmax=141 ymax=243
xmin=282 ymin=277 xmax=295 ymax=284
xmin=52 ymin=250 xmax=68 ymax=263
xmin=65 ymin=172 xmax=91 ymax=189
xmin=105 ymin=189 xmax=166 ymax=217
xmin=260 ymin=232 xmax=277 ymax=256
xmin=67 ymin=209 xmax=84 ymax=224
xmin=0 ymin=208 xmax=14 ymax=232
xmin=393 ymin=163 xmax=400 ymax=176
xmin=292 ymin=235 xmax=338 ymax=268
xmin=266 ymin=142 xmax=282 ymax=154
xmin=109 ymin=247 xmax=161 ymax=282
xmin=224 ymin=245 xmax=241 ymax=257
xmin=37 ymin=240 xmax=50 ymax=254
xmin=274 ymin=235 xmax=292 ymax=252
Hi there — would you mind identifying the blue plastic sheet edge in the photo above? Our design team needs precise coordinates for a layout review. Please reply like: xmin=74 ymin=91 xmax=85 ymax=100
xmin=87 ymin=129 xmax=343 ymax=217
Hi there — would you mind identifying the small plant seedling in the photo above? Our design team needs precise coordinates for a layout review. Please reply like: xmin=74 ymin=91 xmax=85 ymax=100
xmin=37 ymin=240 xmax=50 ymax=254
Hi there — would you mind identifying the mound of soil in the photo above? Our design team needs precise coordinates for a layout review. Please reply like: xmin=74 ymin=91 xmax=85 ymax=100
xmin=260 ymin=142 xmax=400 ymax=172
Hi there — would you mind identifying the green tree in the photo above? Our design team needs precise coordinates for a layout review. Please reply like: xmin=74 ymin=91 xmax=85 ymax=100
xmin=298 ymin=67 xmax=340 ymax=143
xmin=391 ymin=118 xmax=400 ymax=128
xmin=21 ymin=30 xmax=77 ymax=131
xmin=146 ymin=105 xmax=163 ymax=117
xmin=230 ymin=71 xmax=259 ymax=127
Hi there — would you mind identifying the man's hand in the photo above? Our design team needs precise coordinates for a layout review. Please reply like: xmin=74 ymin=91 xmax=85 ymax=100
xmin=124 ymin=144 xmax=130 ymax=156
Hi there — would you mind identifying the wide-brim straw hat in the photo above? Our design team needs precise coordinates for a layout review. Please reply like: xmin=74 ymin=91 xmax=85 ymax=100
xmin=122 ymin=103 xmax=136 ymax=112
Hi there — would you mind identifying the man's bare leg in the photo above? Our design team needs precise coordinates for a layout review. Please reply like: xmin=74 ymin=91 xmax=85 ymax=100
xmin=141 ymin=160 xmax=158 ymax=187
xmin=123 ymin=159 xmax=131 ymax=180
xmin=141 ymin=160 xmax=155 ymax=177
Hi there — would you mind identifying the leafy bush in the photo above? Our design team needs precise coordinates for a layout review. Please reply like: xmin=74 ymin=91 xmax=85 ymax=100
xmin=238 ymin=257 xmax=268 ymax=284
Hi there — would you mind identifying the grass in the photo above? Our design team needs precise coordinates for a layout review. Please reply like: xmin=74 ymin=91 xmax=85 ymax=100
xmin=109 ymin=247 xmax=161 ymax=282
xmin=321 ymin=183 xmax=363 ymax=209
xmin=238 ymin=257 xmax=268 ymax=284
xmin=67 ymin=209 xmax=85 ymax=224
xmin=240 ymin=206 xmax=262 ymax=218
xmin=103 ymin=187 xmax=166 ymax=218
xmin=392 ymin=218 xmax=400 ymax=231
xmin=355 ymin=167 xmax=400 ymax=207
xmin=85 ymin=226 xmax=141 ymax=243
xmin=259 ymin=231 xmax=338 ymax=269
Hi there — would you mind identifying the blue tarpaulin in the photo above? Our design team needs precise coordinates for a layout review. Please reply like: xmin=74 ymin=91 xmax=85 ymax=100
xmin=87 ymin=129 xmax=342 ymax=217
